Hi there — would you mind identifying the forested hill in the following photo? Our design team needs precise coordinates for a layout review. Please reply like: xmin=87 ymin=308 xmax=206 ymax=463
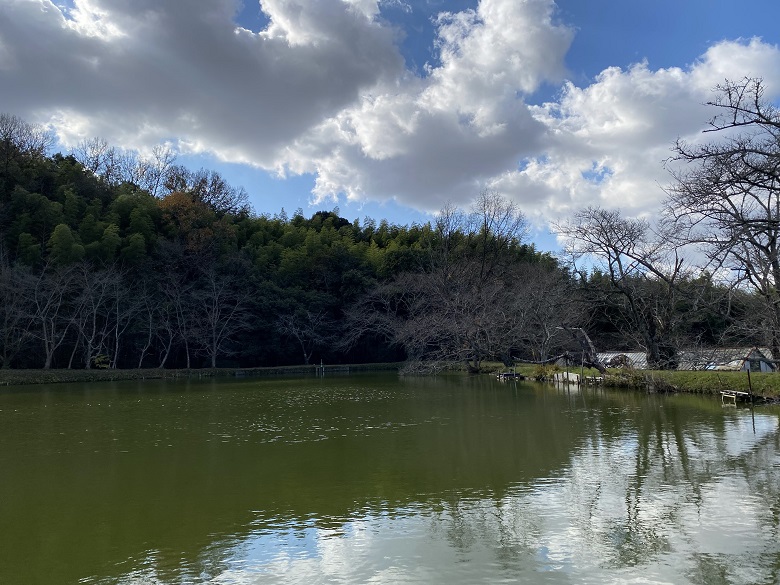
xmin=0 ymin=114 xmax=558 ymax=370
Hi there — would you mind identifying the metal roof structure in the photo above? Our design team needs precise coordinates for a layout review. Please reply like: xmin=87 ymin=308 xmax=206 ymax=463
xmin=597 ymin=348 xmax=775 ymax=371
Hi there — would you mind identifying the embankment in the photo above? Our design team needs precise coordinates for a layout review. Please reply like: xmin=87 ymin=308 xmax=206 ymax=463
xmin=0 ymin=363 xmax=402 ymax=387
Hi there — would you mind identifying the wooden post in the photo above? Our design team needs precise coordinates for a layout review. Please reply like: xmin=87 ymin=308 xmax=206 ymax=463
xmin=747 ymin=368 xmax=754 ymax=403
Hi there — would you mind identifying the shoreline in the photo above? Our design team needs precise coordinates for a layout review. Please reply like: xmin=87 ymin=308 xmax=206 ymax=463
xmin=2 ymin=363 xmax=779 ymax=403
xmin=0 ymin=363 xmax=403 ymax=387
xmin=502 ymin=364 xmax=780 ymax=401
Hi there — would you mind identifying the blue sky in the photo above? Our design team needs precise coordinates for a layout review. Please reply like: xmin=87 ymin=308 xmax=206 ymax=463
xmin=2 ymin=0 xmax=780 ymax=250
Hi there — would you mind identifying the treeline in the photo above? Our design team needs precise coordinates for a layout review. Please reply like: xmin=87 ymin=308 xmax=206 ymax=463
xmin=1 ymin=114 xmax=565 ymax=369
xmin=0 ymin=98 xmax=767 ymax=371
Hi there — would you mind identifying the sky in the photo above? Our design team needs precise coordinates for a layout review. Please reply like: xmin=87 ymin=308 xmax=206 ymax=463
xmin=2 ymin=0 xmax=780 ymax=251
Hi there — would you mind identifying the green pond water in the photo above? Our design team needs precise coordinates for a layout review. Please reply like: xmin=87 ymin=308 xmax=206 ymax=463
xmin=1 ymin=373 xmax=780 ymax=584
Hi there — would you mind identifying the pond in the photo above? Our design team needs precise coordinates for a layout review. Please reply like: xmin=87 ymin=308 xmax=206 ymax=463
xmin=1 ymin=373 xmax=779 ymax=584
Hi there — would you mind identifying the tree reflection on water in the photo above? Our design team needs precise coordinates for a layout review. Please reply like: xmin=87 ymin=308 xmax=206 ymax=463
xmin=2 ymin=377 xmax=780 ymax=584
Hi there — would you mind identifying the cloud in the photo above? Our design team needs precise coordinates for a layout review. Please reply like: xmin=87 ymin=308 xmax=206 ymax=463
xmin=1 ymin=0 xmax=780 ymax=224
xmin=277 ymin=0 xmax=575 ymax=211
xmin=0 ymin=0 xmax=403 ymax=161
xmin=497 ymin=38 xmax=780 ymax=221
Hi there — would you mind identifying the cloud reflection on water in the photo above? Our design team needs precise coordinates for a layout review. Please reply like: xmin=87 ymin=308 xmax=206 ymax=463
xmin=152 ymin=410 xmax=780 ymax=585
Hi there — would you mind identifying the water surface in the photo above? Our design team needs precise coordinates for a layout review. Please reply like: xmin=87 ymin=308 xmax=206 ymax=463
xmin=1 ymin=374 xmax=779 ymax=584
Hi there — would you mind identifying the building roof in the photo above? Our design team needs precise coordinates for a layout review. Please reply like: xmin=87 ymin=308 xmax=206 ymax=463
xmin=598 ymin=347 xmax=774 ymax=371
xmin=677 ymin=347 xmax=773 ymax=371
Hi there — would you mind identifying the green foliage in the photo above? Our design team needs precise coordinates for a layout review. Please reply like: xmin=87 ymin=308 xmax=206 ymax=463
xmin=531 ymin=364 xmax=559 ymax=380
xmin=62 ymin=188 xmax=86 ymax=227
xmin=92 ymin=354 xmax=110 ymax=369
xmin=603 ymin=368 xmax=646 ymax=388
xmin=98 ymin=223 xmax=121 ymax=261
xmin=17 ymin=232 xmax=41 ymax=266
xmin=47 ymin=224 xmax=84 ymax=264
xmin=120 ymin=232 xmax=146 ymax=265
xmin=79 ymin=214 xmax=104 ymax=244
xmin=128 ymin=207 xmax=155 ymax=241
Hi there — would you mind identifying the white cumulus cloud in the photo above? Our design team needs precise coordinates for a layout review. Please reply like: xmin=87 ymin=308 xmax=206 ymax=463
xmin=495 ymin=38 xmax=780 ymax=221
xmin=276 ymin=0 xmax=575 ymax=211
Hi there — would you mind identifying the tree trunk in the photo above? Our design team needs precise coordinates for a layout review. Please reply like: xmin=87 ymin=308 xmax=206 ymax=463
xmin=138 ymin=312 xmax=154 ymax=369
xmin=466 ymin=354 xmax=481 ymax=373
xmin=68 ymin=339 xmax=79 ymax=369
xmin=158 ymin=342 xmax=171 ymax=368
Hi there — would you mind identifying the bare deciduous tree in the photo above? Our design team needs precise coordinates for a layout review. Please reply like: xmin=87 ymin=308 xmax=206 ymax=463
xmin=28 ymin=263 xmax=79 ymax=369
xmin=555 ymin=207 xmax=692 ymax=369
xmin=517 ymin=263 xmax=582 ymax=363
xmin=161 ymin=276 xmax=198 ymax=369
xmin=142 ymin=144 xmax=177 ymax=198
xmin=0 ymin=113 xmax=54 ymax=181
xmin=195 ymin=268 xmax=251 ymax=368
xmin=0 ymin=113 xmax=53 ymax=158
xmin=666 ymin=77 xmax=780 ymax=358
xmin=343 ymin=194 xmax=569 ymax=372
xmin=163 ymin=166 xmax=249 ymax=215
xmin=277 ymin=310 xmax=334 ymax=365
xmin=108 ymin=271 xmax=142 ymax=368
xmin=133 ymin=282 xmax=157 ymax=368
xmin=72 ymin=138 xmax=177 ymax=195
xmin=70 ymin=264 xmax=118 ymax=369
xmin=467 ymin=190 xmax=528 ymax=283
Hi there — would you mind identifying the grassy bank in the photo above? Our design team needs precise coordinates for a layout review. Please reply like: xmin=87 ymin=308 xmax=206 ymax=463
xmin=497 ymin=363 xmax=780 ymax=399
xmin=0 ymin=362 xmax=403 ymax=387
xmin=643 ymin=369 xmax=780 ymax=397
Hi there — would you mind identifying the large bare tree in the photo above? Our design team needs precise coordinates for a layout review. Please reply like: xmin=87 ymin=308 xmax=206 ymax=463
xmin=666 ymin=77 xmax=780 ymax=357
xmin=343 ymin=193 xmax=572 ymax=372
xmin=0 ymin=113 xmax=53 ymax=174
xmin=163 ymin=166 xmax=249 ymax=216
xmin=194 ymin=267 xmax=251 ymax=368
xmin=466 ymin=190 xmax=529 ymax=283
xmin=28 ymin=263 xmax=80 ymax=369
xmin=277 ymin=310 xmax=333 ymax=365
xmin=69 ymin=264 xmax=117 ymax=369
xmin=555 ymin=207 xmax=692 ymax=369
